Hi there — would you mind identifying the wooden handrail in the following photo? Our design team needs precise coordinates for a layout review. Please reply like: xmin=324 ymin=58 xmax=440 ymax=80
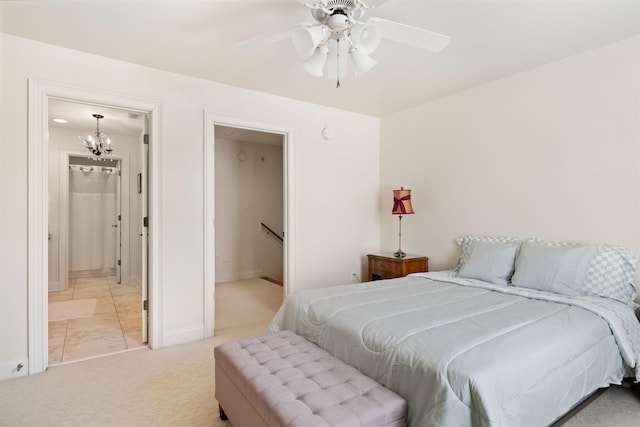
xmin=260 ymin=222 xmax=283 ymax=243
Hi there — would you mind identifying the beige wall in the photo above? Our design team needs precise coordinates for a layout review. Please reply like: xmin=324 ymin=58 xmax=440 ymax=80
xmin=0 ymin=33 xmax=381 ymax=378
xmin=214 ymin=138 xmax=284 ymax=283
xmin=381 ymin=36 xmax=640 ymax=286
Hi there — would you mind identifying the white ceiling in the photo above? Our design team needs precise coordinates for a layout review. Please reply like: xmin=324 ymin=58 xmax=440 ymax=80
xmin=48 ymin=99 xmax=283 ymax=145
xmin=2 ymin=1 xmax=639 ymax=117
xmin=49 ymin=99 xmax=145 ymax=137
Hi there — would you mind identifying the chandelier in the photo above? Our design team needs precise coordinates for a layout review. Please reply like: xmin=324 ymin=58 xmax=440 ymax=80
xmin=79 ymin=114 xmax=113 ymax=160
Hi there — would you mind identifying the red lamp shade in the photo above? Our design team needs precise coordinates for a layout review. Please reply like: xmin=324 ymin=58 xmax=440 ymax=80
xmin=392 ymin=188 xmax=414 ymax=215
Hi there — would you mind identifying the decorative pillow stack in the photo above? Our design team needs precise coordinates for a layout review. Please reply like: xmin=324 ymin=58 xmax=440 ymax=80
xmin=454 ymin=234 xmax=640 ymax=306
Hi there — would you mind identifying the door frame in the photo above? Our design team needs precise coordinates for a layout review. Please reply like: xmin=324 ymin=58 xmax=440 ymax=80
xmin=203 ymin=112 xmax=295 ymax=337
xmin=61 ymin=153 xmax=129 ymax=287
xmin=28 ymin=79 xmax=162 ymax=374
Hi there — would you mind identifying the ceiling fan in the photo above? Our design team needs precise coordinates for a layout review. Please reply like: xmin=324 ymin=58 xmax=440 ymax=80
xmin=233 ymin=0 xmax=451 ymax=87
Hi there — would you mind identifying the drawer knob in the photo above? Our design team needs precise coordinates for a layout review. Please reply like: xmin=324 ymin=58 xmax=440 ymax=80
xmin=380 ymin=263 xmax=387 ymax=270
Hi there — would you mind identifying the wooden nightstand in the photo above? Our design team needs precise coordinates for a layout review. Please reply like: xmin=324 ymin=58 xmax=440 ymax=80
xmin=367 ymin=253 xmax=429 ymax=281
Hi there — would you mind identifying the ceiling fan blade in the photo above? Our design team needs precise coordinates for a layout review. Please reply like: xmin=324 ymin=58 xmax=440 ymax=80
xmin=362 ymin=0 xmax=392 ymax=7
xmin=231 ymin=24 xmax=305 ymax=52
xmin=367 ymin=17 xmax=451 ymax=52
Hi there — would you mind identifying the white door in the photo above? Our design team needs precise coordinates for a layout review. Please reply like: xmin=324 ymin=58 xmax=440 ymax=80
xmin=141 ymin=124 xmax=149 ymax=343
xmin=115 ymin=161 xmax=122 ymax=283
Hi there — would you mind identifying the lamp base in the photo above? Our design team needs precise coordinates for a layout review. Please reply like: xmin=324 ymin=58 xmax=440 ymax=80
xmin=394 ymin=250 xmax=406 ymax=258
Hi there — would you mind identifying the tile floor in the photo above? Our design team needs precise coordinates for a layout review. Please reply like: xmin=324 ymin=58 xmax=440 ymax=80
xmin=48 ymin=274 xmax=145 ymax=365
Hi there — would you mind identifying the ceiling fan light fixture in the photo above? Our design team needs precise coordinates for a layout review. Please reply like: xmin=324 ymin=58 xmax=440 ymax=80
xmin=311 ymin=9 xmax=328 ymax=22
xmin=349 ymin=47 xmax=377 ymax=75
xmin=350 ymin=23 xmax=381 ymax=54
xmin=293 ymin=25 xmax=327 ymax=58
xmin=237 ymin=0 xmax=451 ymax=86
xmin=327 ymin=13 xmax=349 ymax=30
xmin=303 ymin=47 xmax=329 ymax=77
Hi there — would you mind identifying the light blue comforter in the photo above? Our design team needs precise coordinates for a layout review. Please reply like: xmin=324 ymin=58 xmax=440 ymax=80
xmin=269 ymin=272 xmax=640 ymax=426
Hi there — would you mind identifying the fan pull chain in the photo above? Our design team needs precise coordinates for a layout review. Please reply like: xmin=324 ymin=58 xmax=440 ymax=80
xmin=336 ymin=39 xmax=341 ymax=89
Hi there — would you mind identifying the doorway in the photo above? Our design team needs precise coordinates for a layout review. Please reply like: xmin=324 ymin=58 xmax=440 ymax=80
xmin=67 ymin=158 xmax=122 ymax=284
xmin=47 ymin=100 xmax=146 ymax=364
xmin=203 ymin=113 xmax=295 ymax=338
xmin=213 ymin=126 xmax=285 ymax=331
xmin=28 ymin=79 xmax=162 ymax=374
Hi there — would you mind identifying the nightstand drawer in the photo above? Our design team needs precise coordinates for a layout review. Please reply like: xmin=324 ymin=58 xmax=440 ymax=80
xmin=367 ymin=253 xmax=428 ymax=281
xmin=371 ymin=260 xmax=403 ymax=276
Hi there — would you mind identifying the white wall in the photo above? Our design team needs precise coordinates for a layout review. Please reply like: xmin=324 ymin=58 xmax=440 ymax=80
xmin=0 ymin=33 xmax=380 ymax=379
xmin=381 ymin=36 xmax=640 ymax=282
xmin=215 ymin=138 xmax=284 ymax=283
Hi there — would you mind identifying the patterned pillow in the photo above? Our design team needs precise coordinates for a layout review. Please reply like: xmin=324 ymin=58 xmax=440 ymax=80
xmin=455 ymin=235 xmax=522 ymax=272
xmin=529 ymin=239 xmax=639 ymax=305
xmin=583 ymin=245 xmax=639 ymax=305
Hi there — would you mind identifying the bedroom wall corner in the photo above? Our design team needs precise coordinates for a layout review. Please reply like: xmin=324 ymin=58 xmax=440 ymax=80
xmin=380 ymin=35 xmax=640 ymax=295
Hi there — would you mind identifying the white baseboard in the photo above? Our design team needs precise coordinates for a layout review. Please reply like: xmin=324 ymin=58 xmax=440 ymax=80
xmin=162 ymin=325 xmax=205 ymax=347
xmin=69 ymin=268 xmax=116 ymax=279
xmin=215 ymin=269 xmax=264 ymax=284
xmin=130 ymin=274 xmax=142 ymax=288
xmin=0 ymin=358 xmax=29 ymax=381
xmin=48 ymin=280 xmax=60 ymax=292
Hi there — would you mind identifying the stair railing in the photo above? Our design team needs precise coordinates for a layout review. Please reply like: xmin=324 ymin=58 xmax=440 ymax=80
xmin=260 ymin=222 xmax=283 ymax=245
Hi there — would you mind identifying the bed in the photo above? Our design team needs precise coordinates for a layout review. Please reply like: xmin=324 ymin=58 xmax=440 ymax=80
xmin=268 ymin=236 xmax=640 ymax=426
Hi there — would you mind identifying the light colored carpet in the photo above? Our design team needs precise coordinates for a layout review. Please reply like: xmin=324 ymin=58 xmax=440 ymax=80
xmin=48 ymin=298 xmax=97 ymax=322
xmin=562 ymin=385 xmax=640 ymax=427
xmin=0 ymin=278 xmax=282 ymax=426
xmin=2 ymin=279 xmax=638 ymax=426
xmin=1 ymin=322 xmax=637 ymax=426
xmin=0 ymin=322 xmax=266 ymax=427
xmin=215 ymin=278 xmax=283 ymax=330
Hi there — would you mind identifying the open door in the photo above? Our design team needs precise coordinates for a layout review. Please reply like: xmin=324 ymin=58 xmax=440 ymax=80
xmin=115 ymin=160 xmax=122 ymax=284
xmin=141 ymin=122 xmax=149 ymax=343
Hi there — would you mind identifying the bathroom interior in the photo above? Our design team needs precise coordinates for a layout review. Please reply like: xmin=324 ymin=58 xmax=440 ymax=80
xmin=47 ymin=99 xmax=147 ymax=364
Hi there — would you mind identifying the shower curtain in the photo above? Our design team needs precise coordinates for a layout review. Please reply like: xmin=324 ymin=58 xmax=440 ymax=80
xmin=68 ymin=165 xmax=118 ymax=273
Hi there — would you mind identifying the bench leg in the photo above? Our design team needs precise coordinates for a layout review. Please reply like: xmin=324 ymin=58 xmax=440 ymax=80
xmin=219 ymin=404 xmax=228 ymax=421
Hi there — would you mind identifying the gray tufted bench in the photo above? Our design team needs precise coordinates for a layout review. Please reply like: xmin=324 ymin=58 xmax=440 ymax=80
xmin=214 ymin=330 xmax=407 ymax=427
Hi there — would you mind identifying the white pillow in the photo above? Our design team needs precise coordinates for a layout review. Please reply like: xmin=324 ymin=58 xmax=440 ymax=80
xmin=527 ymin=239 xmax=639 ymax=305
xmin=455 ymin=235 xmax=522 ymax=272
xmin=511 ymin=241 xmax=597 ymax=296
xmin=457 ymin=240 xmax=520 ymax=285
